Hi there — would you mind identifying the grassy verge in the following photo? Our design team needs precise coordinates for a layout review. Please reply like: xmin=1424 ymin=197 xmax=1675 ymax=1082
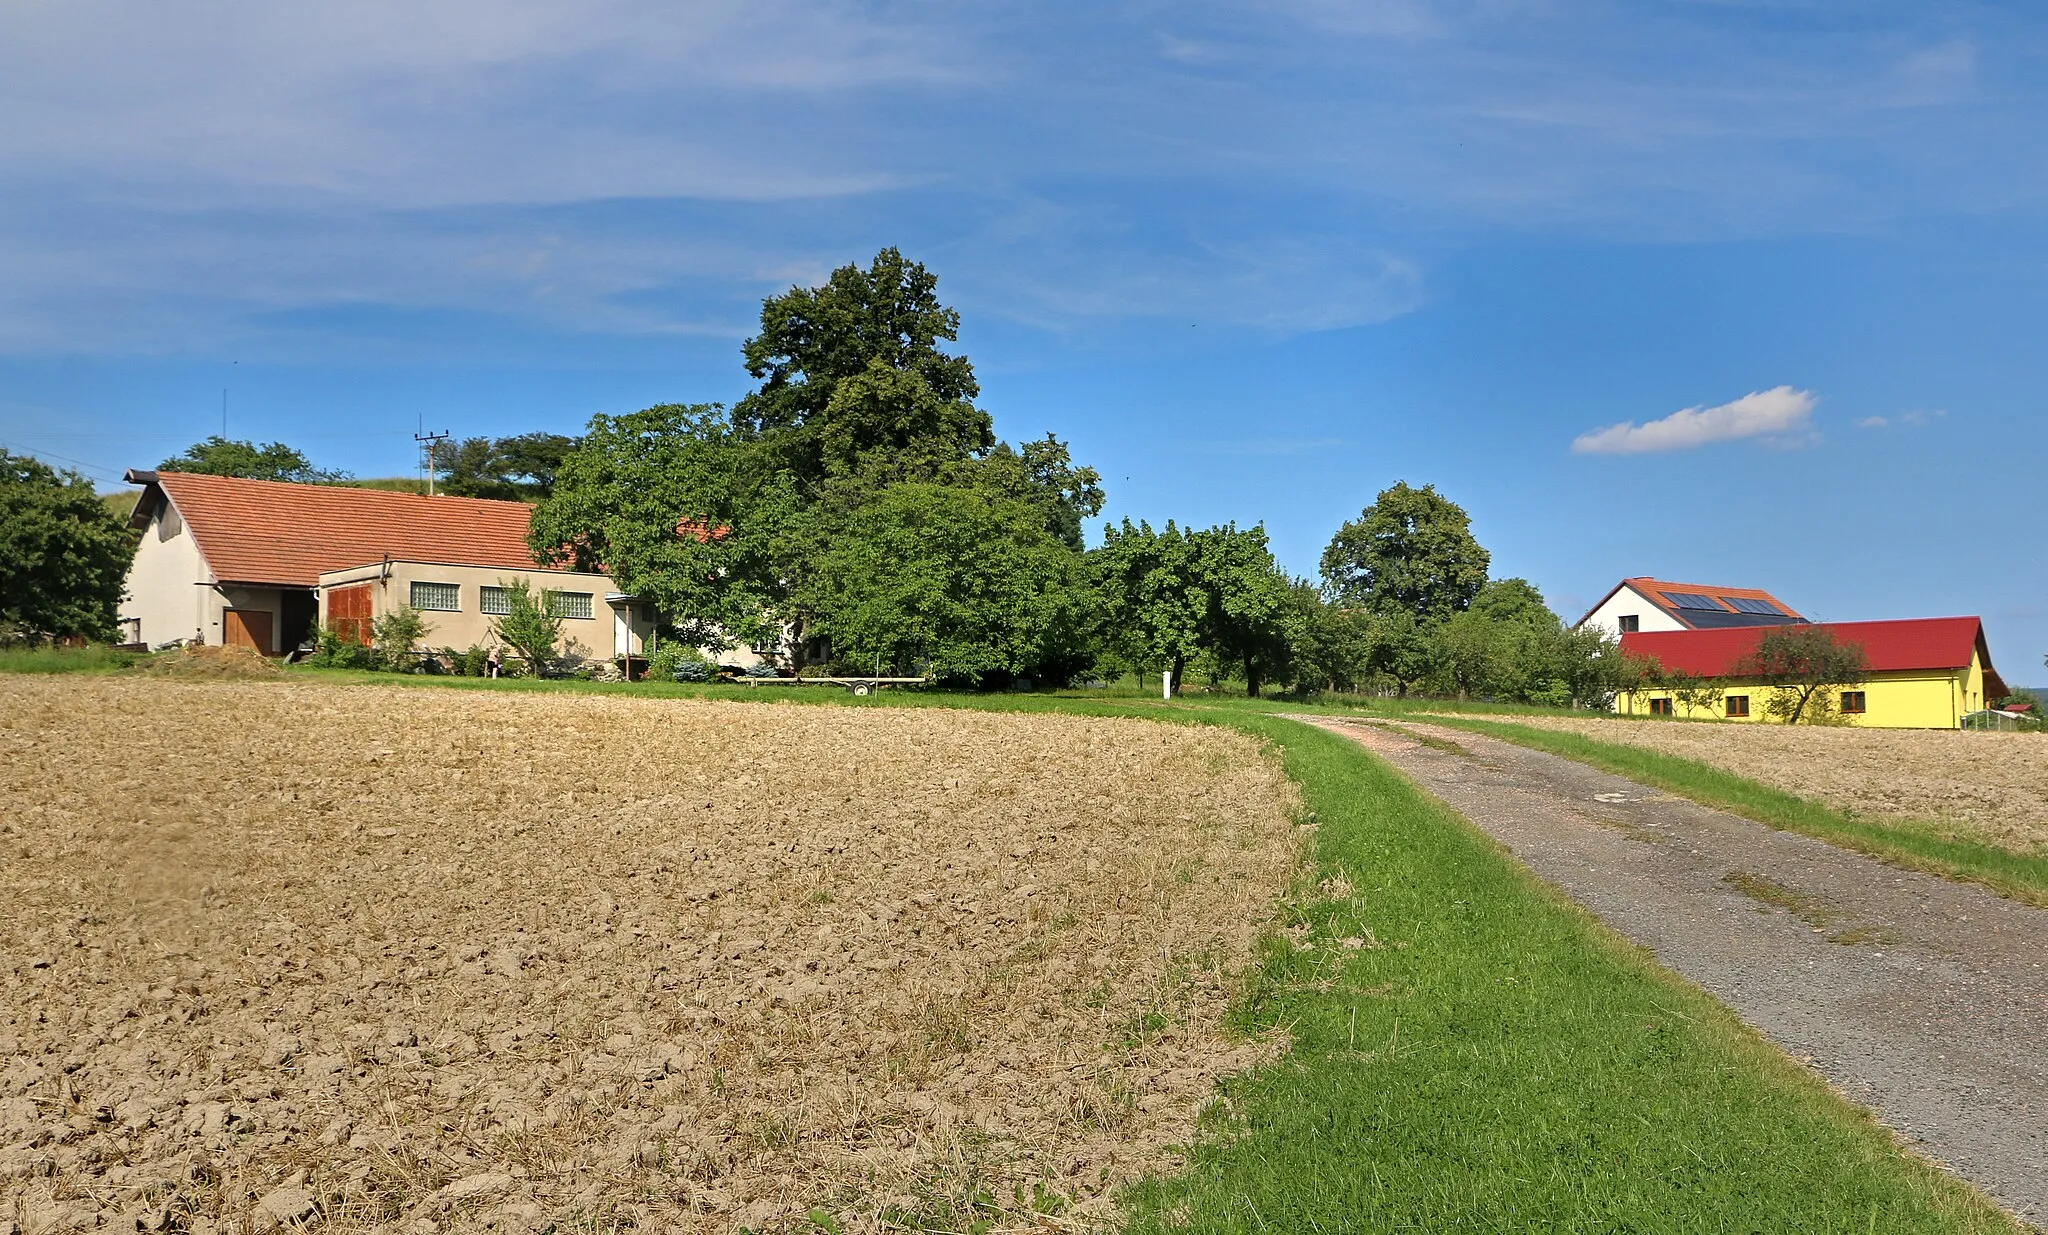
xmin=0 ymin=644 xmax=143 ymax=674
xmin=1124 ymin=711 xmax=2016 ymax=1232
xmin=1421 ymin=715 xmax=2048 ymax=909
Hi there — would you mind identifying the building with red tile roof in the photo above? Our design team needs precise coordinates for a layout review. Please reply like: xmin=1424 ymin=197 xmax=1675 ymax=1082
xmin=1615 ymin=617 xmax=2007 ymax=728
xmin=117 ymin=470 xmax=653 ymax=661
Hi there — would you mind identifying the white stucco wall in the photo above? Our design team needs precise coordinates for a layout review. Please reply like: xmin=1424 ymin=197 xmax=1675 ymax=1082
xmin=1578 ymin=584 xmax=1688 ymax=639
xmin=118 ymin=499 xmax=211 ymax=648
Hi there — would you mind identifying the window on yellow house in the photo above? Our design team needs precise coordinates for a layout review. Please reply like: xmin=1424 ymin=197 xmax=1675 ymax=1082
xmin=1649 ymin=697 xmax=1673 ymax=716
xmin=1840 ymin=691 xmax=1866 ymax=714
xmin=1726 ymin=695 xmax=1749 ymax=718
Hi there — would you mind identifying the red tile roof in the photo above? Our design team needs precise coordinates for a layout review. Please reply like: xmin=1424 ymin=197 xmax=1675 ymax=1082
xmin=1575 ymin=577 xmax=1804 ymax=629
xmin=1620 ymin=617 xmax=2006 ymax=698
xmin=133 ymin=471 xmax=544 ymax=587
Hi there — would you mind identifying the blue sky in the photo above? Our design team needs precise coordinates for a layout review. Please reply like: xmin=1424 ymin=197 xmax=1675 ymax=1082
xmin=3 ymin=1 xmax=2044 ymax=677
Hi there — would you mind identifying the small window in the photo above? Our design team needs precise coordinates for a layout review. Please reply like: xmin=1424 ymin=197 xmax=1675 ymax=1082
xmin=1725 ymin=695 xmax=1750 ymax=718
xmin=1618 ymin=614 xmax=1640 ymax=633
xmin=410 ymin=581 xmax=460 ymax=612
xmin=549 ymin=591 xmax=594 ymax=620
xmin=1840 ymin=691 xmax=1866 ymax=715
xmin=480 ymin=586 xmax=513 ymax=616
xmin=1648 ymin=697 xmax=1674 ymax=716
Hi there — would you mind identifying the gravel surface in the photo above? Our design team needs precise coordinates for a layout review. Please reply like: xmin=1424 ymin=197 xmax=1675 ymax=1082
xmin=1474 ymin=714 xmax=2048 ymax=853
xmin=0 ymin=680 xmax=1304 ymax=1234
xmin=1297 ymin=716 xmax=2048 ymax=1227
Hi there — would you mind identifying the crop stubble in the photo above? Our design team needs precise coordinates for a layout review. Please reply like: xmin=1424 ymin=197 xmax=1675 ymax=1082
xmin=0 ymin=680 xmax=1303 ymax=1233
xmin=1494 ymin=715 xmax=2048 ymax=852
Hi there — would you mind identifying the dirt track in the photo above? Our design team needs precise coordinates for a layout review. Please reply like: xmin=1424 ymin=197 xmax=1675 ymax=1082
xmin=0 ymin=680 xmax=1303 ymax=1234
xmin=1304 ymin=716 xmax=2048 ymax=1225
xmin=1489 ymin=714 xmax=2048 ymax=853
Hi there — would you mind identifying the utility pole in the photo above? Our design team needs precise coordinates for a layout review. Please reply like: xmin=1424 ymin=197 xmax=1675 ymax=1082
xmin=414 ymin=429 xmax=451 ymax=496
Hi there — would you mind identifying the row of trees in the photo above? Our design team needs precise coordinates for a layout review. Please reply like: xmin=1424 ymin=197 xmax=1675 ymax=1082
xmin=158 ymin=432 xmax=576 ymax=500
xmin=523 ymin=249 xmax=1630 ymax=701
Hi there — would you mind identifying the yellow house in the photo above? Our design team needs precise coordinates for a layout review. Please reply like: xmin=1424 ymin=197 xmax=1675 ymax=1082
xmin=1615 ymin=617 xmax=2009 ymax=729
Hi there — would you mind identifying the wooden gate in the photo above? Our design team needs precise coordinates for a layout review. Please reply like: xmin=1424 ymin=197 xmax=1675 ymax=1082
xmin=223 ymin=609 xmax=273 ymax=655
xmin=328 ymin=584 xmax=373 ymax=646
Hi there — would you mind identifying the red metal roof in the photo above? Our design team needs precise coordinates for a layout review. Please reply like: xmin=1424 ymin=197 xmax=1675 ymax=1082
xmin=135 ymin=471 xmax=544 ymax=587
xmin=1620 ymin=617 xmax=2006 ymax=698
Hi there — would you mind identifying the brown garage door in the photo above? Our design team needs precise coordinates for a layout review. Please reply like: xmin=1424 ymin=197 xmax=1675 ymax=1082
xmin=223 ymin=609 xmax=273 ymax=655
xmin=328 ymin=584 xmax=373 ymax=646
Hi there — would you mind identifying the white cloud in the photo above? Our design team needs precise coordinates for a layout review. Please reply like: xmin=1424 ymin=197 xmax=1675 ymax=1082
xmin=1857 ymin=416 xmax=1889 ymax=429
xmin=1856 ymin=409 xmax=1947 ymax=431
xmin=1572 ymin=386 xmax=1818 ymax=455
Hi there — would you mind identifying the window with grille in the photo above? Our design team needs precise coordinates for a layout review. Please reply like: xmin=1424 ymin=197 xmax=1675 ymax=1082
xmin=480 ymin=586 xmax=513 ymax=616
xmin=1840 ymin=691 xmax=1866 ymax=714
xmin=1648 ymin=697 xmax=1674 ymax=716
xmin=410 ymin=581 xmax=460 ymax=611
xmin=549 ymin=591 xmax=594 ymax=620
xmin=1725 ymin=695 xmax=1750 ymax=718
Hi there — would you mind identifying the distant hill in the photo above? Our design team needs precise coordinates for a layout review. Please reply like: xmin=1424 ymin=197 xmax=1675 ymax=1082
xmin=342 ymin=477 xmax=432 ymax=494
xmin=101 ymin=490 xmax=140 ymax=521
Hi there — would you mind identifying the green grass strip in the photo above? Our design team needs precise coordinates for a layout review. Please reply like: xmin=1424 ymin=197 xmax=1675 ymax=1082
xmin=1422 ymin=715 xmax=2048 ymax=910
xmin=1122 ymin=712 xmax=2017 ymax=1233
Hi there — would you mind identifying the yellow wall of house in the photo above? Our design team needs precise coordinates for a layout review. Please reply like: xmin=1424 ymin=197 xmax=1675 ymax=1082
xmin=1616 ymin=658 xmax=1985 ymax=729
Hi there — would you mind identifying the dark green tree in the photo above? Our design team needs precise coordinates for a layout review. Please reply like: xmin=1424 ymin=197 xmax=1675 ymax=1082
xmin=1283 ymin=584 xmax=1378 ymax=695
xmin=441 ymin=432 xmax=579 ymax=501
xmin=1320 ymin=481 xmax=1489 ymax=621
xmin=1195 ymin=524 xmax=1293 ymax=697
xmin=0 ymin=453 xmax=133 ymax=643
xmin=158 ymin=436 xmax=349 ymax=483
xmin=804 ymin=483 xmax=1095 ymax=686
xmin=736 ymin=247 xmax=993 ymax=490
xmin=1091 ymin=520 xmax=1208 ymax=693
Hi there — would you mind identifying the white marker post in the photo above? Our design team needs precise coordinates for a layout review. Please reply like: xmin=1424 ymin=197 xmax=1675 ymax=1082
xmin=1162 ymin=668 xmax=1173 ymax=700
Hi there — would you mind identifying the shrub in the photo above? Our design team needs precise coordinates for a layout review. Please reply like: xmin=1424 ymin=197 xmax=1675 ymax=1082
xmin=488 ymin=578 xmax=563 ymax=675
xmin=647 ymin=641 xmax=715 ymax=683
xmin=371 ymin=604 xmax=432 ymax=672
xmin=305 ymin=624 xmax=380 ymax=670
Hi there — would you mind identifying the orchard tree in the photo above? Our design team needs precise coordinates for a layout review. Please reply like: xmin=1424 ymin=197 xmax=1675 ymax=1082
xmin=1091 ymin=520 xmax=1207 ymax=692
xmin=0 ymin=453 xmax=133 ymax=643
xmin=1320 ymin=481 xmax=1489 ymax=621
xmin=159 ymin=436 xmax=349 ymax=483
xmin=1751 ymin=626 xmax=1868 ymax=724
xmin=1195 ymin=524 xmax=1293 ymax=697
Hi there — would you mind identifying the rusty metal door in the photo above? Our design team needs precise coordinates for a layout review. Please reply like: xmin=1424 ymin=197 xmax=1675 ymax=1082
xmin=328 ymin=584 xmax=373 ymax=646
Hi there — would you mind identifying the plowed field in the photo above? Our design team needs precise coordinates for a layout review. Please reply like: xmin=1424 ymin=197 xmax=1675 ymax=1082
xmin=1491 ymin=715 xmax=2048 ymax=853
xmin=0 ymin=680 xmax=1303 ymax=1234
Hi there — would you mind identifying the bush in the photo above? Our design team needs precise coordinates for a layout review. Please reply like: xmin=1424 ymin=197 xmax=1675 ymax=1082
xmin=305 ymin=624 xmax=381 ymax=670
xmin=440 ymin=644 xmax=492 ymax=677
xmin=647 ymin=641 xmax=715 ymax=683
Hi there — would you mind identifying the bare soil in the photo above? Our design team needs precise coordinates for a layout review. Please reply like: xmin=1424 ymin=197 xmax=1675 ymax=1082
xmin=1487 ymin=715 xmax=2048 ymax=853
xmin=0 ymin=680 xmax=1303 ymax=1234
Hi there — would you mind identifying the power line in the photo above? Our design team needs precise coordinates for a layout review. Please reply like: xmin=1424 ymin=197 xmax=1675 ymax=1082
xmin=414 ymin=429 xmax=451 ymax=496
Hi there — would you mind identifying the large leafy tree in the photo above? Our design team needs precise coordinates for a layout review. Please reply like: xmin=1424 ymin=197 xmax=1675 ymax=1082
xmin=527 ymin=404 xmax=795 ymax=652
xmin=0 ymin=453 xmax=133 ymax=642
xmin=158 ymin=436 xmax=349 ymax=483
xmin=531 ymin=250 xmax=1101 ymax=680
xmin=1320 ymin=481 xmax=1489 ymax=621
xmin=736 ymin=247 xmax=994 ymax=490
xmin=804 ymin=483 xmax=1094 ymax=685
xmin=1091 ymin=520 xmax=1292 ymax=696
xmin=441 ymin=432 xmax=579 ymax=501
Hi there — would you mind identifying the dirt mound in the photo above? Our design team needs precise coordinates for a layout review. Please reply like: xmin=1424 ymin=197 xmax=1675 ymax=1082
xmin=130 ymin=644 xmax=281 ymax=679
xmin=0 ymin=680 xmax=1304 ymax=1234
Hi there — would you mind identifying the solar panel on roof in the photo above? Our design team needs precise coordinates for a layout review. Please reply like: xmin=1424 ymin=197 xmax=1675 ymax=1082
xmin=1722 ymin=596 xmax=1782 ymax=615
xmin=1660 ymin=592 xmax=1724 ymax=611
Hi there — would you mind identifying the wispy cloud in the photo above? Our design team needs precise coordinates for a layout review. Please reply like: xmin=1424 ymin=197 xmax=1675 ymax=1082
xmin=1572 ymin=386 xmax=1818 ymax=455
xmin=1857 ymin=408 xmax=1947 ymax=431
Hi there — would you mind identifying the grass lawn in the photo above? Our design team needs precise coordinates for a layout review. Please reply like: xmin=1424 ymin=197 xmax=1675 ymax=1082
xmin=1417 ymin=714 xmax=2048 ymax=910
xmin=2 ymin=663 xmax=2021 ymax=1229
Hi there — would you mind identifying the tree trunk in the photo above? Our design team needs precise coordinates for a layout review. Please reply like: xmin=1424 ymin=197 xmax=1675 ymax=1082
xmin=1244 ymin=654 xmax=1261 ymax=698
xmin=1171 ymin=653 xmax=1186 ymax=696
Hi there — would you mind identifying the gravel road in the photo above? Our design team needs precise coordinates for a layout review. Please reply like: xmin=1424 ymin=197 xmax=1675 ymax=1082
xmin=1294 ymin=715 xmax=2048 ymax=1226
